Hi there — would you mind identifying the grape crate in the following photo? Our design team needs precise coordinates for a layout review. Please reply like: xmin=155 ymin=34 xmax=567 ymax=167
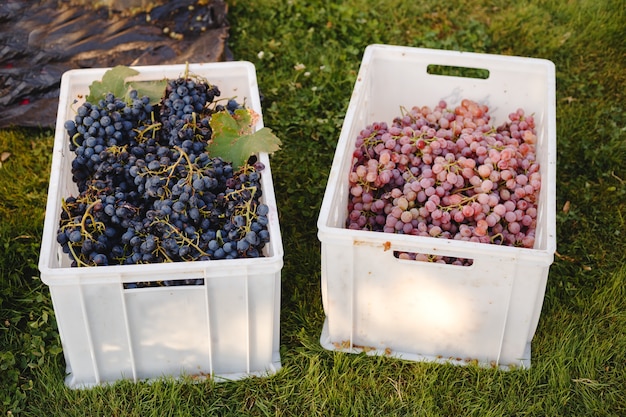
xmin=38 ymin=62 xmax=284 ymax=387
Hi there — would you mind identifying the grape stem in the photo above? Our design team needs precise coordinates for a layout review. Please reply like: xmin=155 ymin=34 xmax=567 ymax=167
xmin=67 ymin=242 xmax=90 ymax=267
xmin=150 ymin=218 xmax=210 ymax=259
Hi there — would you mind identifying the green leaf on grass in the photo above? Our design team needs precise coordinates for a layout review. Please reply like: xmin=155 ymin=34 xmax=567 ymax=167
xmin=207 ymin=109 xmax=282 ymax=168
xmin=86 ymin=65 xmax=166 ymax=105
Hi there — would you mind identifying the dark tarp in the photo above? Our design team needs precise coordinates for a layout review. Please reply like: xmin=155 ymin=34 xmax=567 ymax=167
xmin=0 ymin=0 xmax=230 ymax=128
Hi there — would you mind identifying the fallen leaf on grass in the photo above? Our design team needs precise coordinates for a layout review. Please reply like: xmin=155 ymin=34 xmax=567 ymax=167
xmin=572 ymin=378 xmax=607 ymax=387
xmin=0 ymin=151 xmax=10 ymax=169
xmin=555 ymin=251 xmax=576 ymax=262
xmin=555 ymin=251 xmax=592 ymax=271
xmin=562 ymin=200 xmax=570 ymax=213
xmin=611 ymin=171 xmax=624 ymax=184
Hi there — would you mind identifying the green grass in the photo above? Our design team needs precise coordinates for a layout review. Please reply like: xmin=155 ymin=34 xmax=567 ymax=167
xmin=1 ymin=0 xmax=625 ymax=415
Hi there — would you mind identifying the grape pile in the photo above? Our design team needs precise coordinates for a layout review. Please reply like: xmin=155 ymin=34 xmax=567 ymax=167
xmin=56 ymin=76 xmax=271 ymax=280
xmin=346 ymin=99 xmax=541 ymax=265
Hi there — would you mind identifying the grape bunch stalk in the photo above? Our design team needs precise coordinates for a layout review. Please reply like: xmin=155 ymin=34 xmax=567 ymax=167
xmin=346 ymin=99 xmax=541 ymax=265
xmin=56 ymin=74 xmax=271 ymax=282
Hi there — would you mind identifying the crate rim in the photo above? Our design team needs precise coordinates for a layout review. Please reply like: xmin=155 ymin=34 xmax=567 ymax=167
xmin=362 ymin=43 xmax=558 ymax=66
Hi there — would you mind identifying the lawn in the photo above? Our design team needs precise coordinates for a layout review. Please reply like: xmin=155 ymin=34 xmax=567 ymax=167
xmin=1 ymin=0 xmax=625 ymax=415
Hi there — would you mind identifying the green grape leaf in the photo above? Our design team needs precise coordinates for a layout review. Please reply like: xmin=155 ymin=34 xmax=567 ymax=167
xmin=86 ymin=65 xmax=166 ymax=105
xmin=207 ymin=109 xmax=282 ymax=169
xmin=86 ymin=66 xmax=138 ymax=104
xmin=128 ymin=79 xmax=168 ymax=104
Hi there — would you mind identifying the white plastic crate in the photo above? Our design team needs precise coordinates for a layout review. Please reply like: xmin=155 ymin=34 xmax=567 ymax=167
xmin=38 ymin=62 xmax=284 ymax=388
xmin=317 ymin=45 xmax=556 ymax=368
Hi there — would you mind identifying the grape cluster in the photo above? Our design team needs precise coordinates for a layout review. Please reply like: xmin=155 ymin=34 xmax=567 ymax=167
xmin=63 ymin=91 xmax=153 ymax=192
xmin=159 ymin=78 xmax=244 ymax=153
xmin=159 ymin=77 xmax=220 ymax=151
xmin=346 ymin=99 xmax=541 ymax=265
xmin=56 ymin=77 xmax=270 ymax=280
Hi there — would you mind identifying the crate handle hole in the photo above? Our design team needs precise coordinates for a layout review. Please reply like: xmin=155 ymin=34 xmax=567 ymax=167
xmin=123 ymin=278 xmax=205 ymax=289
xmin=393 ymin=250 xmax=474 ymax=266
xmin=427 ymin=64 xmax=490 ymax=80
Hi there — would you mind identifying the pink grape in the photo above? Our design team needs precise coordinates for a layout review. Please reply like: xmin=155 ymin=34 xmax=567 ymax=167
xmin=493 ymin=204 xmax=507 ymax=216
xmin=480 ymin=179 xmax=494 ymax=193
xmin=477 ymin=193 xmax=490 ymax=205
xmin=477 ymin=164 xmax=492 ymax=178
xmin=505 ymin=211 xmax=517 ymax=223
xmin=400 ymin=211 xmax=413 ymax=223
xmin=396 ymin=196 xmax=409 ymax=211
xmin=390 ymin=206 xmax=403 ymax=219
xmin=351 ymin=184 xmax=363 ymax=197
xmin=508 ymin=222 xmax=521 ymax=234
xmin=462 ymin=205 xmax=474 ymax=217
xmin=429 ymin=225 xmax=442 ymax=237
